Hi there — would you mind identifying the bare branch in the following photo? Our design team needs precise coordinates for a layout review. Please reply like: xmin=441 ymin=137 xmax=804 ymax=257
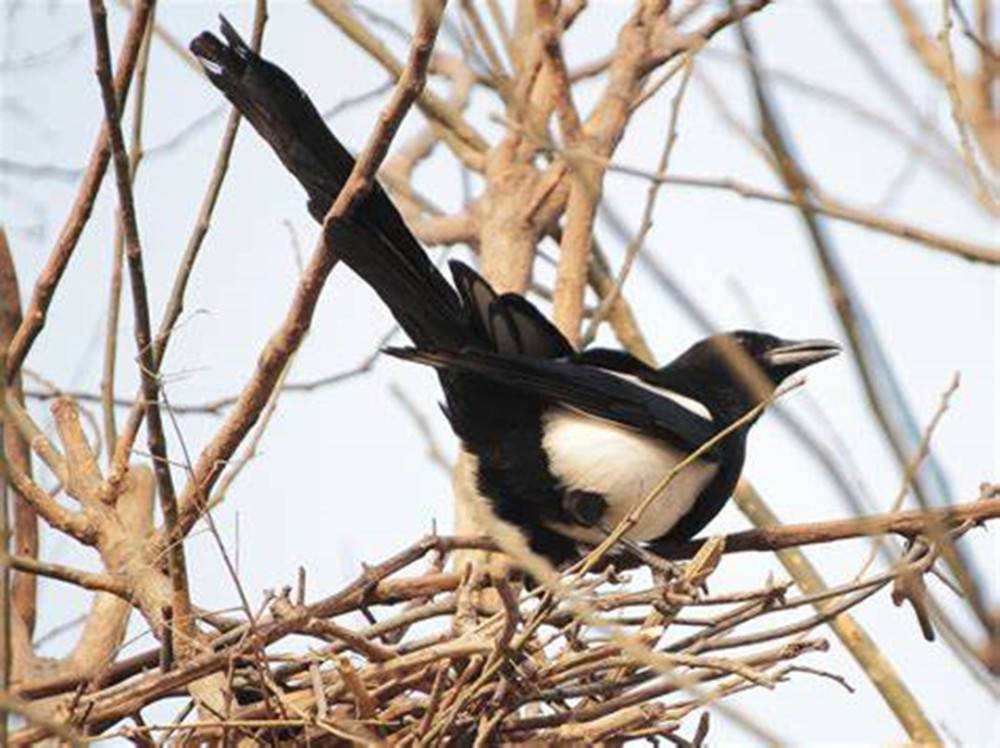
xmin=4 ymin=0 xmax=155 ymax=381
xmin=0 ymin=230 xmax=38 ymax=636
xmin=88 ymin=0 xmax=192 ymax=652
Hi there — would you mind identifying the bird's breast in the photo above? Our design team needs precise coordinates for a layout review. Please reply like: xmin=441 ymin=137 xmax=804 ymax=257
xmin=541 ymin=408 xmax=718 ymax=544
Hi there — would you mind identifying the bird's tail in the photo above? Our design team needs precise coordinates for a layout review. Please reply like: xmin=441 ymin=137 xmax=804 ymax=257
xmin=189 ymin=17 xmax=468 ymax=350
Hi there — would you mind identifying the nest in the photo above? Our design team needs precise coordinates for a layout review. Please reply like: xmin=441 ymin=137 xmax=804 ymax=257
xmin=7 ymin=391 xmax=994 ymax=746
xmin=17 ymin=527 xmax=968 ymax=746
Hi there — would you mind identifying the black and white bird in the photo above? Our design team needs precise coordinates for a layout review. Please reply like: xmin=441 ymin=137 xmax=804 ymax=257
xmin=190 ymin=20 xmax=841 ymax=567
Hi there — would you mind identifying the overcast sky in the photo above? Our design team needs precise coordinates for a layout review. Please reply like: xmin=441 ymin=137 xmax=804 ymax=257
xmin=3 ymin=0 xmax=997 ymax=744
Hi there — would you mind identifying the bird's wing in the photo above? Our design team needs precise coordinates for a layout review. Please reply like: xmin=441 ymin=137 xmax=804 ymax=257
xmin=385 ymin=347 xmax=722 ymax=458
xmin=449 ymin=261 xmax=574 ymax=359
xmin=573 ymin=348 xmax=657 ymax=376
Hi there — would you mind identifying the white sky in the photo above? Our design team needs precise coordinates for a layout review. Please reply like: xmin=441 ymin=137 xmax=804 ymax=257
xmin=2 ymin=0 xmax=997 ymax=744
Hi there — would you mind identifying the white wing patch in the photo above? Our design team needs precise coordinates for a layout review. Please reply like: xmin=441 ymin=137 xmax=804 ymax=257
xmin=542 ymin=408 xmax=717 ymax=544
xmin=602 ymin=370 xmax=713 ymax=421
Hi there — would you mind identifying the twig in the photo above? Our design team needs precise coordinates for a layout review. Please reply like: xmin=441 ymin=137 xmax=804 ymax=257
xmin=115 ymin=0 xmax=201 ymax=74
xmin=742 ymin=9 xmax=993 ymax=645
xmin=500 ymin=100 xmax=999 ymax=264
xmin=536 ymin=0 xmax=599 ymax=345
xmin=0 ymin=159 xmax=83 ymax=182
xmin=323 ymin=79 xmax=394 ymax=120
xmin=0 ymin=230 xmax=38 ymax=637
xmin=309 ymin=660 xmax=329 ymax=718
xmin=416 ymin=662 xmax=448 ymax=736
xmin=0 ymin=356 xmax=9 ymax=746
xmin=825 ymin=0 xmax=981 ymax=179
xmin=0 ymin=435 xmax=93 ymax=543
xmin=642 ymin=0 xmax=774 ymax=74
xmin=159 ymin=605 xmax=174 ymax=672
xmin=701 ymin=46 xmax=968 ymax=192
xmin=310 ymin=0 xmax=488 ymax=166
xmin=102 ymin=4 xmax=155 ymax=464
xmin=582 ymin=55 xmax=695 ymax=345
xmin=461 ymin=0 xmax=511 ymax=94
xmin=27 ymin=324 xmax=398 ymax=417
xmin=159 ymin=385 xmax=254 ymax=624
xmin=582 ymin=381 xmax=802 ymax=574
xmin=855 ymin=373 xmax=961 ymax=578
xmin=732 ymin=484 xmax=941 ymax=744
xmin=207 ymin=349 xmax=294 ymax=512
xmin=89 ymin=0 xmax=192 ymax=651
xmin=5 ymin=555 xmax=129 ymax=599
xmin=389 ymin=383 xmax=451 ymax=473
xmin=937 ymin=0 xmax=998 ymax=213
xmin=598 ymin=162 xmax=998 ymax=265
xmin=111 ymin=1 xmax=269 ymax=477
xmin=336 ymin=656 xmax=376 ymax=719
xmin=4 ymin=0 xmax=155 ymax=381
xmin=586 ymin=239 xmax=656 ymax=363
xmin=10 ymin=496 xmax=997 ymax=744
xmin=0 ymin=691 xmax=83 ymax=746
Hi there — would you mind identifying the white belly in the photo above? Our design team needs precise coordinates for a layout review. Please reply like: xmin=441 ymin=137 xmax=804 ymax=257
xmin=541 ymin=408 xmax=717 ymax=544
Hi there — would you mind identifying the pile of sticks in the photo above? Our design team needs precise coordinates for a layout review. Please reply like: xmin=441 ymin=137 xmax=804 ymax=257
xmin=7 ymin=471 xmax=996 ymax=744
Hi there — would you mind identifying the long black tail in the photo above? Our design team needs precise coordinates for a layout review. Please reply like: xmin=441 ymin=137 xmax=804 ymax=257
xmin=189 ymin=17 xmax=468 ymax=350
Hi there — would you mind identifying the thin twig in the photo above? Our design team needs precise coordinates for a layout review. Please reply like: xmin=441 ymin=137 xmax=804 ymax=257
xmin=855 ymin=373 xmax=961 ymax=578
xmin=4 ymin=0 xmax=155 ymax=381
xmin=111 ymin=1 xmax=269 ymax=477
xmin=582 ymin=54 xmax=695 ymax=345
xmin=89 ymin=0 xmax=193 ymax=650
xmin=311 ymin=0 xmax=487 ymax=166
xmin=102 ymin=3 xmax=155 ymax=465
xmin=389 ymin=383 xmax=451 ymax=474
xmin=937 ymin=0 xmax=998 ymax=213
xmin=26 ymin=326 xmax=397 ymax=417
xmin=600 ymin=161 xmax=998 ymax=265
xmin=0 ymin=230 xmax=39 ymax=637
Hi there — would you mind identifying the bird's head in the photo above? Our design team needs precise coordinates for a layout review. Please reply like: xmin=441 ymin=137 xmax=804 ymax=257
xmin=722 ymin=330 xmax=842 ymax=385
xmin=655 ymin=330 xmax=841 ymax=418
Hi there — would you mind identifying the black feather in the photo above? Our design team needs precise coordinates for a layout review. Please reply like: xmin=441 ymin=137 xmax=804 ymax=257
xmin=496 ymin=294 xmax=573 ymax=358
xmin=383 ymin=346 xmax=722 ymax=458
xmin=190 ymin=18 xmax=840 ymax=568
xmin=488 ymin=303 xmax=522 ymax=355
xmin=449 ymin=261 xmax=496 ymax=346
xmin=573 ymin=348 xmax=655 ymax=376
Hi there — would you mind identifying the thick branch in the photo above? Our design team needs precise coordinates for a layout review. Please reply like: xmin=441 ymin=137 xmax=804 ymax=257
xmin=7 ymin=556 xmax=129 ymax=598
xmin=0 ymin=231 xmax=37 ymax=635
xmin=655 ymin=494 xmax=1000 ymax=559
xmin=0 ymin=454 xmax=94 ymax=544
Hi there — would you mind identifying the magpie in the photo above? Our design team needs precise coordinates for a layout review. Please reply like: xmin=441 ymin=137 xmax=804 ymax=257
xmin=190 ymin=20 xmax=841 ymax=567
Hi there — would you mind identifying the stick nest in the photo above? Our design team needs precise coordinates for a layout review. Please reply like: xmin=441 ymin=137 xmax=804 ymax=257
xmin=20 ymin=529 xmax=963 ymax=746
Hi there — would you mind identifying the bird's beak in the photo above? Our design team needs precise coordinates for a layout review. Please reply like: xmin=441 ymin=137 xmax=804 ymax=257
xmin=763 ymin=338 xmax=842 ymax=370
